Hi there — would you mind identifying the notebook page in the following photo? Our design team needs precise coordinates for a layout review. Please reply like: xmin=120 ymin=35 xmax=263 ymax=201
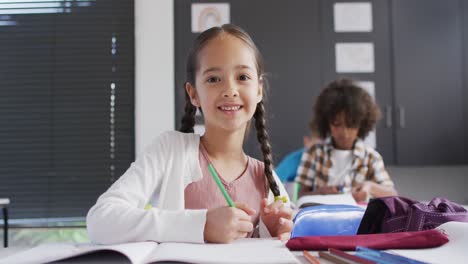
xmin=297 ymin=193 xmax=357 ymax=207
xmin=0 ymin=241 xmax=157 ymax=264
xmin=147 ymin=238 xmax=299 ymax=264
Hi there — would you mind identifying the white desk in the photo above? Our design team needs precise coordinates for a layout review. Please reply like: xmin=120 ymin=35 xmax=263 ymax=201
xmin=1 ymin=221 xmax=466 ymax=264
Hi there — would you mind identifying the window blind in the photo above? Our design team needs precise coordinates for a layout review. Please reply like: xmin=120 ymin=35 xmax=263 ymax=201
xmin=0 ymin=0 xmax=134 ymax=220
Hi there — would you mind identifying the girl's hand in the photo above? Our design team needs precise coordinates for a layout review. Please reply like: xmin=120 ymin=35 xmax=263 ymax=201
xmin=204 ymin=202 xmax=256 ymax=243
xmin=260 ymin=198 xmax=293 ymax=241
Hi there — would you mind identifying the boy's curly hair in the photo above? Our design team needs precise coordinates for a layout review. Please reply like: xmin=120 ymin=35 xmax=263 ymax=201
xmin=311 ymin=78 xmax=381 ymax=139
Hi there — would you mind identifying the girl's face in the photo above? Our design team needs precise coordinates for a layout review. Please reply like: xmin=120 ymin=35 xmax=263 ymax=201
xmin=329 ymin=112 xmax=359 ymax=150
xmin=186 ymin=33 xmax=262 ymax=133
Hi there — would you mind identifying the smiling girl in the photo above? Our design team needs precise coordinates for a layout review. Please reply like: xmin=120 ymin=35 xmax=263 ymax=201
xmin=86 ymin=24 xmax=293 ymax=245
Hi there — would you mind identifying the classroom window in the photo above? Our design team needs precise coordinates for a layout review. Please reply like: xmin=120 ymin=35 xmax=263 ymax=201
xmin=0 ymin=0 xmax=135 ymax=220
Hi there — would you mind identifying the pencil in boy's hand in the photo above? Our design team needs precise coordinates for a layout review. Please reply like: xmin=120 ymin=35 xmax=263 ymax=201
xmin=208 ymin=163 xmax=235 ymax=207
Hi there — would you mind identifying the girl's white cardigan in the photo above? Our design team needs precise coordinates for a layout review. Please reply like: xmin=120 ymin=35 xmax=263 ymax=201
xmin=86 ymin=131 xmax=290 ymax=244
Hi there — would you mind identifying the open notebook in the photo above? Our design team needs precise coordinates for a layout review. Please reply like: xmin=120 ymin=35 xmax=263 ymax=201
xmin=296 ymin=193 xmax=358 ymax=208
xmin=0 ymin=238 xmax=299 ymax=264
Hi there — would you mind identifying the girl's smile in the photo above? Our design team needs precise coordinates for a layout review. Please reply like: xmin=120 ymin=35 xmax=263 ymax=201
xmin=217 ymin=103 xmax=243 ymax=116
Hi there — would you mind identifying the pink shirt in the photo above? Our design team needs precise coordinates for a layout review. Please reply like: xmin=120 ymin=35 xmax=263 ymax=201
xmin=184 ymin=143 xmax=267 ymax=230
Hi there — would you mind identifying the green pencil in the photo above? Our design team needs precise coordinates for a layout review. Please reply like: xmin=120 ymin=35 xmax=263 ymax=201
xmin=208 ymin=163 xmax=235 ymax=207
xmin=293 ymin=182 xmax=300 ymax=203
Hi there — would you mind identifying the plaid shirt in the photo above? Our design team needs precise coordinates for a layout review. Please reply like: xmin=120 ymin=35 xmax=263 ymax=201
xmin=295 ymin=137 xmax=394 ymax=190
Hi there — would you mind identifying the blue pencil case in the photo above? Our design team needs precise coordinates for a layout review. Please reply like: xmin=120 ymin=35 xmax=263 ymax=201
xmin=291 ymin=204 xmax=365 ymax=238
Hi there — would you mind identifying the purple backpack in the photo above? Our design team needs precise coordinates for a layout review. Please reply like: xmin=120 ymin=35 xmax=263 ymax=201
xmin=357 ymin=196 xmax=468 ymax=234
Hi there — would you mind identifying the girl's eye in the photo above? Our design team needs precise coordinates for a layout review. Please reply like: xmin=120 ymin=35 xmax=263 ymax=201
xmin=207 ymin=77 xmax=220 ymax=83
xmin=239 ymin=74 xmax=250 ymax=81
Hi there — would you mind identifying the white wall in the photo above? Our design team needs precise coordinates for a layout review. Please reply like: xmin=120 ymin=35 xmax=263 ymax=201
xmin=135 ymin=0 xmax=175 ymax=156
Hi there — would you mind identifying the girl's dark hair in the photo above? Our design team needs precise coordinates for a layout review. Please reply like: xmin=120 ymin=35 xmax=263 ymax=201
xmin=179 ymin=24 xmax=280 ymax=197
xmin=311 ymin=78 xmax=381 ymax=139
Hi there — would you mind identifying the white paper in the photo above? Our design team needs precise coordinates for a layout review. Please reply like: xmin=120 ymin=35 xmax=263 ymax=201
xmin=297 ymin=193 xmax=357 ymax=208
xmin=357 ymin=81 xmax=375 ymax=99
xmin=149 ymin=239 xmax=298 ymax=264
xmin=391 ymin=222 xmax=468 ymax=264
xmin=356 ymin=81 xmax=376 ymax=148
xmin=0 ymin=239 xmax=298 ymax=264
xmin=335 ymin=43 xmax=374 ymax=73
xmin=334 ymin=2 xmax=373 ymax=32
xmin=0 ymin=241 xmax=157 ymax=264
xmin=191 ymin=3 xmax=230 ymax=33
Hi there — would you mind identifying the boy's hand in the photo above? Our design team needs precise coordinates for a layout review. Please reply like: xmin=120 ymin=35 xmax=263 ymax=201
xmin=351 ymin=181 xmax=375 ymax=202
xmin=315 ymin=186 xmax=340 ymax=195
xmin=204 ymin=202 xmax=255 ymax=243
xmin=260 ymin=198 xmax=293 ymax=241
xmin=352 ymin=181 xmax=397 ymax=201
